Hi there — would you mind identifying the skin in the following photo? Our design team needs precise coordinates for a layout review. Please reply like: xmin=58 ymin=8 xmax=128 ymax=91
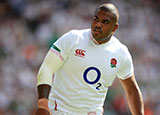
xmin=36 ymin=85 xmax=51 ymax=115
xmin=120 ymin=74 xmax=144 ymax=115
xmin=91 ymin=5 xmax=144 ymax=114
xmin=37 ymin=84 xmax=51 ymax=99
xmin=36 ymin=3 xmax=144 ymax=115
xmin=91 ymin=7 xmax=119 ymax=44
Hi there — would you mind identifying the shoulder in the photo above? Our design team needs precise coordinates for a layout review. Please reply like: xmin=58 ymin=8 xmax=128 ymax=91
xmin=55 ymin=29 xmax=90 ymax=48
xmin=111 ymin=36 xmax=130 ymax=56
xmin=63 ymin=28 xmax=90 ymax=43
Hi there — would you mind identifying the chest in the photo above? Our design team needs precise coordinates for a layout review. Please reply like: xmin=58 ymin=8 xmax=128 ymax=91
xmin=63 ymin=41 xmax=123 ymax=86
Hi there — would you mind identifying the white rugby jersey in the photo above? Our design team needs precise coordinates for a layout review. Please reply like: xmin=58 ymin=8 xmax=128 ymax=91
xmin=48 ymin=29 xmax=134 ymax=115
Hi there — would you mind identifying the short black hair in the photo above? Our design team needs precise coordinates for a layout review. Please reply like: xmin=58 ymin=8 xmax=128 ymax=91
xmin=95 ymin=4 xmax=119 ymax=23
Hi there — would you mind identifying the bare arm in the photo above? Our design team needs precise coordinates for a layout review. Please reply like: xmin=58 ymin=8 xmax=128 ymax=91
xmin=37 ymin=84 xmax=51 ymax=99
xmin=119 ymin=74 xmax=144 ymax=115
xmin=36 ymin=49 xmax=64 ymax=115
xmin=36 ymin=84 xmax=51 ymax=115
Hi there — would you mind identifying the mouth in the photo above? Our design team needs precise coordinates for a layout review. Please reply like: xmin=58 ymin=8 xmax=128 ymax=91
xmin=93 ymin=28 xmax=102 ymax=34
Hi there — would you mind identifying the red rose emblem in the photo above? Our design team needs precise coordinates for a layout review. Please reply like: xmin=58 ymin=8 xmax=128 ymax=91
xmin=110 ymin=58 xmax=117 ymax=68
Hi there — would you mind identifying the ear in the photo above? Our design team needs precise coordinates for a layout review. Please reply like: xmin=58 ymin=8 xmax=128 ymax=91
xmin=112 ymin=23 xmax=119 ymax=32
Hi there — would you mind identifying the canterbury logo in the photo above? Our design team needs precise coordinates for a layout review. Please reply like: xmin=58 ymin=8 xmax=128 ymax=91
xmin=74 ymin=49 xmax=86 ymax=57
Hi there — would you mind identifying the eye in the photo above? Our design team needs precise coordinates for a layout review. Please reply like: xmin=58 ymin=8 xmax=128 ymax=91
xmin=93 ymin=16 xmax=99 ymax=21
xmin=103 ymin=20 xmax=110 ymax=24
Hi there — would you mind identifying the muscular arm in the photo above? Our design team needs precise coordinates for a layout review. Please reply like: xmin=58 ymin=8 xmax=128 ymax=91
xmin=37 ymin=49 xmax=63 ymax=98
xmin=37 ymin=84 xmax=51 ymax=99
xmin=36 ymin=84 xmax=51 ymax=115
xmin=119 ymin=74 xmax=144 ymax=115
xmin=36 ymin=49 xmax=64 ymax=115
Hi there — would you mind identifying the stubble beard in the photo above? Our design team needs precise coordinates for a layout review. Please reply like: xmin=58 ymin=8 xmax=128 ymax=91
xmin=94 ymin=33 xmax=113 ymax=44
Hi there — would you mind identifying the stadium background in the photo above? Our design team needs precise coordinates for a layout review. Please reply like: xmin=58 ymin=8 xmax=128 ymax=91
xmin=0 ymin=0 xmax=160 ymax=114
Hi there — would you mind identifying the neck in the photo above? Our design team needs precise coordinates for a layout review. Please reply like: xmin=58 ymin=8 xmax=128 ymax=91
xmin=91 ymin=36 xmax=100 ymax=44
xmin=92 ymin=33 xmax=113 ymax=44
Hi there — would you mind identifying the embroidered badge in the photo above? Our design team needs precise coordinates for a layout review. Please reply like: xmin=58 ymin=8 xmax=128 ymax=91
xmin=88 ymin=111 xmax=97 ymax=115
xmin=74 ymin=49 xmax=86 ymax=58
xmin=110 ymin=58 xmax=117 ymax=68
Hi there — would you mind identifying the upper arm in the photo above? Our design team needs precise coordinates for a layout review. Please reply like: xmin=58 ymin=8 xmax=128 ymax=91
xmin=117 ymin=45 xmax=134 ymax=80
xmin=37 ymin=50 xmax=64 ymax=86
xmin=53 ymin=30 xmax=78 ymax=60
xmin=119 ymin=74 xmax=140 ymax=94
xmin=37 ymin=30 xmax=77 ymax=86
xmin=119 ymin=74 xmax=144 ymax=115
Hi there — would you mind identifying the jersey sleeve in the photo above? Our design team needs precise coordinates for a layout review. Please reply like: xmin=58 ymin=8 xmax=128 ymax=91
xmin=117 ymin=45 xmax=134 ymax=80
xmin=37 ymin=30 xmax=78 ymax=86
xmin=37 ymin=50 xmax=64 ymax=86
xmin=52 ymin=30 xmax=78 ymax=61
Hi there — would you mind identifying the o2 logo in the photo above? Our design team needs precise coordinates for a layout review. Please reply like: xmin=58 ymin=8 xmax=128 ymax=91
xmin=83 ymin=67 xmax=102 ymax=90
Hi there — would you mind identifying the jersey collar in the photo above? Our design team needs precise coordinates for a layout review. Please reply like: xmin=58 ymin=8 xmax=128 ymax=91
xmin=90 ymin=32 xmax=113 ymax=47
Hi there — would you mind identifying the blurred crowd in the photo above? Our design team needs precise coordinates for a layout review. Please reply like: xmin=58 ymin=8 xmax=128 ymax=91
xmin=0 ymin=0 xmax=160 ymax=115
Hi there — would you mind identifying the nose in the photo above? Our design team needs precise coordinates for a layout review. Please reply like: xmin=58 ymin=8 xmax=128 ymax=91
xmin=96 ymin=22 xmax=102 ymax=28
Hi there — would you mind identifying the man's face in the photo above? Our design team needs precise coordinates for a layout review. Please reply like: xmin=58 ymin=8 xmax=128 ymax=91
xmin=91 ymin=10 xmax=118 ymax=44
